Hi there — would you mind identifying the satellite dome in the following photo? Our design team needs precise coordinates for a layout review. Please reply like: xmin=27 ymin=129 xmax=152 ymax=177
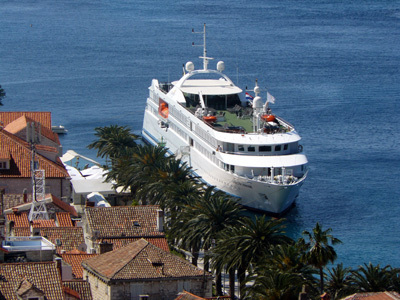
xmin=185 ymin=61 xmax=194 ymax=72
xmin=217 ymin=61 xmax=225 ymax=72
xmin=254 ymin=85 xmax=260 ymax=94
xmin=252 ymin=96 xmax=263 ymax=109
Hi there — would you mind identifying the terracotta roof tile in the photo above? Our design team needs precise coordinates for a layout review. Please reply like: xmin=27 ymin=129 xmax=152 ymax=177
xmin=85 ymin=206 xmax=164 ymax=238
xmin=50 ymin=195 xmax=78 ymax=217
xmin=0 ymin=112 xmax=52 ymax=128
xmin=342 ymin=292 xmax=400 ymax=300
xmin=13 ymin=228 xmax=31 ymax=237
xmin=40 ymin=227 xmax=85 ymax=254
xmin=0 ymin=129 xmax=68 ymax=178
xmin=62 ymin=253 xmax=98 ymax=279
xmin=82 ymin=238 xmax=209 ymax=281
xmin=56 ymin=212 xmax=75 ymax=227
xmin=175 ymin=290 xmax=207 ymax=300
xmin=0 ymin=112 xmax=59 ymax=145
xmin=4 ymin=194 xmax=78 ymax=217
xmin=6 ymin=212 xmax=30 ymax=227
xmin=100 ymin=237 xmax=169 ymax=252
xmin=32 ymin=219 xmax=56 ymax=228
xmin=63 ymin=280 xmax=93 ymax=300
xmin=0 ymin=261 xmax=65 ymax=300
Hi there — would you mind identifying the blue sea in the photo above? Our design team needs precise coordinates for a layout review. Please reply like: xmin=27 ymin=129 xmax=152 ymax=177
xmin=1 ymin=0 xmax=399 ymax=269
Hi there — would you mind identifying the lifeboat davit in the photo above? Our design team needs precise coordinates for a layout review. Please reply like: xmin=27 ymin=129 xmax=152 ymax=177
xmin=203 ymin=115 xmax=217 ymax=123
xmin=261 ymin=114 xmax=275 ymax=122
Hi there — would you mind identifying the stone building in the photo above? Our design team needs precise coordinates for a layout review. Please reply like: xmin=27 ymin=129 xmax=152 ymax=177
xmin=0 ymin=112 xmax=71 ymax=201
xmin=82 ymin=239 xmax=212 ymax=300
xmin=83 ymin=205 xmax=169 ymax=253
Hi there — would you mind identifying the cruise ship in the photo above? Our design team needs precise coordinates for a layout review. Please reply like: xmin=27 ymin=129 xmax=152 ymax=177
xmin=142 ymin=25 xmax=308 ymax=215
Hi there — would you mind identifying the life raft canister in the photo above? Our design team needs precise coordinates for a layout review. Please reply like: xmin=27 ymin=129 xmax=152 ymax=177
xmin=261 ymin=114 xmax=275 ymax=122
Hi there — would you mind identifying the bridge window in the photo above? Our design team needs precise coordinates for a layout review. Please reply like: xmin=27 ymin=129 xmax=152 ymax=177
xmin=260 ymin=146 xmax=271 ymax=152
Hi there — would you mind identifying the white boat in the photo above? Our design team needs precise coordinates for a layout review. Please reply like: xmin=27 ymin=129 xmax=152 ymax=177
xmin=141 ymin=25 xmax=308 ymax=215
xmin=52 ymin=125 xmax=68 ymax=134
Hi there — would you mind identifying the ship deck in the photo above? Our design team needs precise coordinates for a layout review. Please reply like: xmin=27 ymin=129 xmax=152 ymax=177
xmin=183 ymin=104 xmax=290 ymax=134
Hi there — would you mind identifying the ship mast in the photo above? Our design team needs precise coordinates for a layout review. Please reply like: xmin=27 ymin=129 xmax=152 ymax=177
xmin=193 ymin=23 xmax=213 ymax=70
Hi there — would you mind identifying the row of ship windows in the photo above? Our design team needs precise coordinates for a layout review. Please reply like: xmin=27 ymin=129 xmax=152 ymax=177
xmin=237 ymin=144 xmax=289 ymax=152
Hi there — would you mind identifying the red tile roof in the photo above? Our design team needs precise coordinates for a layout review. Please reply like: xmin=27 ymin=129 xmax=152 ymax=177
xmin=63 ymin=280 xmax=93 ymax=300
xmin=82 ymin=238 xmax=209 ymax=281
xmin=40 ymin=227 xmax=85 ymax=254
xmin=4 ymin=194 xmax=78 ymax=217
xmin=0 ymin=112 xmax=52 ymax=129
xmin=85 ymin=206 xmax=164 ymax=238
xmin=0 ymin=112 xmax=60 ymax=145
xmin=0 ymin=128 xmax=68 ymax=178
xmin=31 ymin=219 xmax=56 ymax=228
xmin=62 ymin=252 xmax=98 ymax=279
xmin=100 ymin=237 xmax=169 ymax=252
xmin=56 ymin=212 xmax=75 ymax=227
xmin=6 ymin=212 xmax=30 ymax=227
xmin=0 ymin=261 xmax=65 ymax=300
xmin=342 ymin=292 xmax=400 ymax=300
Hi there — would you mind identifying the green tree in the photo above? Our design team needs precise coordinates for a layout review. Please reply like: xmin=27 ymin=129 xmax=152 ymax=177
xmin=106 ymin=144 xmax=170 ymax=202
xmin=213 ymin=216 xmax=292 ymax=298
xmin=326 ymin=263 xmax=354 ymax=300
xmin=349 ymin=263 xmax=400 ymax=293
xmin=172 ymin=186 xmax=244 ymax=296
xmin=0 ymin=85 xmax=6 ymax=106
xmin=301 ymin=222 xmax=342 ymax=295
xmin=88 ymin=125 xmax=138 ymax=167
xmin=243 ymin=268 xmax=302 ymax=300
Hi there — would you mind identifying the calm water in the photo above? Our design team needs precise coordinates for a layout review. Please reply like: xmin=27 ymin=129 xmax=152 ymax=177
xmin=1 ymin=0 xmax=399 ymax=269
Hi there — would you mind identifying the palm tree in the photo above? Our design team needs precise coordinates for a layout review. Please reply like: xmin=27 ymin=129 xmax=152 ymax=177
xmin=301 ymin=222 xmax=342 ymax=295
xmin=87 ymin=125 xmax=138 ymax=167
xmin=213 ymin=216 xmax=293 ymax=298
xmin=243 ymin=268 xmax=301 ymax=300
xmin=349 ymin=263 xmax=400 ymax=293
xmin=325 ymin=263 xmax=354 ymax=300
xmin=106 ymin=144 xmax=170 ymax=203
xmin=172 ymin=186 xmax=245 ymax=296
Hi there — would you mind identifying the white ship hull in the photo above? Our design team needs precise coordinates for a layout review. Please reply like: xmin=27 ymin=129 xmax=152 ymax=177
xmin=141 ymin=25 xmax=308 ymax=215
xmin=142 ymin=108 xmax=306 ymax=215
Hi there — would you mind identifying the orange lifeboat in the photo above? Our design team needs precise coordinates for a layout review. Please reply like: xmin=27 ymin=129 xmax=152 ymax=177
xmin=203 ymin=115 xmax=217 ymax=123
xmin=158 ymin=99 xmax=169 ymax=119
xmin=261 ymin=114 xmax=275 ymax=122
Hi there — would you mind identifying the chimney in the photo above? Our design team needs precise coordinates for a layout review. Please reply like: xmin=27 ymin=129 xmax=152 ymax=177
xmin=157 ymin=209 xmax=164 ymax=232
xmin=98 ymin=241 xmax=113 ymax=254
xmin=55 ymin=257 xmax=62 ymax=278
xmin=23 ymin=189 xmax=28 ymax=203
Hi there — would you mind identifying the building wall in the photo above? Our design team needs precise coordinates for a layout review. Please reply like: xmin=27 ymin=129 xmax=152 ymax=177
xmin=0 ymin=178 xmax=71 ymax=201
xmin=84 ymin=270 xmax=212 ymax=300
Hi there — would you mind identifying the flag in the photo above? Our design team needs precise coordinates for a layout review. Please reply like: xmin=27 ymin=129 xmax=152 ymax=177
xmin=245 ymin=92 xmax=254 ymax=104
xmin=267 ymin=92 xmax=275 ymax=104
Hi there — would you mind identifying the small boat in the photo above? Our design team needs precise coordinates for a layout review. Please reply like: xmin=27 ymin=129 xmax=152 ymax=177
xmin=202 ymin=115 xmax=217 ymax=123
xmin=52 ymin=125 xmax=68 ymax=134
xmin=261 ymin=114 xmax=276 ymax=122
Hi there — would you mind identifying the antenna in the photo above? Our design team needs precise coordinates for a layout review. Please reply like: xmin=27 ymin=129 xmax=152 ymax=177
xmin=192 ymin=23 xmax=213 ymax=70
xmin=27 ymin=122 xmax=48 ymax=221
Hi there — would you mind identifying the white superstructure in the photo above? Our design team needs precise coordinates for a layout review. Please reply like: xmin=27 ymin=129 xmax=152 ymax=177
xmin=142 ymin=25 xmax=308 ymax=215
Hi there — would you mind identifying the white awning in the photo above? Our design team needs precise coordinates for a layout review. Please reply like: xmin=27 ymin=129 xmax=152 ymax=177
xmin=71 ymin=178 xmax=115 ymax=195
xmin=217 ymin=153 xmax=308 ymax=168
xmin=172 ymin=79 xmax=242 ymax=95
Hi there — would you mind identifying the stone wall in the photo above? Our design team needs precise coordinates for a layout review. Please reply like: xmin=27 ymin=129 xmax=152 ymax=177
xmin=84 ymin=270 xmax=212 ymax=300
xmin=0 ymin=178 xmax=71 ymax=201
